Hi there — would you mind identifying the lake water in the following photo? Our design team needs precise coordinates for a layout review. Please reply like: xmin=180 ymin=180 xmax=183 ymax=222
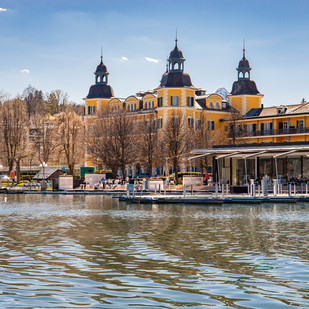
xmin=0 ymin=194 xmax=308 ymax=308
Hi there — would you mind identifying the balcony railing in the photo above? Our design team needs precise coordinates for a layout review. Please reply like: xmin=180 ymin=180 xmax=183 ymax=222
xmin=234 ymin=127 xmax=309 ymax=138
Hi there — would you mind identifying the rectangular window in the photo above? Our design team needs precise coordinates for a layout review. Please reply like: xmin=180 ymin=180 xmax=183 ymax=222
xmin=157 ymin=97 xmax=163 ymax=107
xmin=195 ymin=119 xmax=201 ymax=129
xmin=171 ymin=96 xmax=179 ymax=106
xmin=88 ymin=105 xmax=95 ymax=115
xmin=158 ymin=118 xmax=163 ymax=129
xmin=188 ymin=117 xmax=194 ymax=128
xmin=187 ymin=96 xmax=194 ymax=107
xmin=207 ymin=120 xmax=215 ymax=130
xmin=297 ymin=120 xmax=304 ymax=129
xmin=261 ymin=122 xmax=273 ymax=135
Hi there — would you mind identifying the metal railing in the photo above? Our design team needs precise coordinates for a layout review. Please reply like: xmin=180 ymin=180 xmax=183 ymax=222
xmin=234 ymin=127 xmax=309 ymax=138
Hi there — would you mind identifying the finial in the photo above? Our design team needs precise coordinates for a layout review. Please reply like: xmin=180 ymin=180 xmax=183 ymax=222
xmin=243 ymin=38 xmax=245 ymax=59
xmin=100 ymin=46 xmax=103 ymax=62
xmin=175 ymin=27 xmax=178 ymax=46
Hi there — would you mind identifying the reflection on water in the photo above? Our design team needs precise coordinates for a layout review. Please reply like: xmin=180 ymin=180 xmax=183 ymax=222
xmin=0 ymin=194 xmax=308 ymax=308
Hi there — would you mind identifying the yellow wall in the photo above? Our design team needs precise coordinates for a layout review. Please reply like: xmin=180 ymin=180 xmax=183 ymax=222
xmin=227 ymin=94 xmax=262 ymax=115
xmin=235 ymin=114 xmax=309 ymax=144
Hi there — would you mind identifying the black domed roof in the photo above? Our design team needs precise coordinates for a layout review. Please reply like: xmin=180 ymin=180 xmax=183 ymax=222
xmin=169 ymin=45 xmax=184 ymax=59
xmin=87 ymin=84 xmax=114 ymax=99
xmin=238 ymin=57 xmax=250 ymax=69
xmin=231 ymin=80 xmax=259 ymax=95
xmin=159 ymin=71 xmax=193 ymax=88
xmin=96 ymin=60 xmax=107 ymax=73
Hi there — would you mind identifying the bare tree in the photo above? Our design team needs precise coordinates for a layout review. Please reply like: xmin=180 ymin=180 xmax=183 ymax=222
xmin=137 ymin=113 xmax=160 ymax=177
xmin=228 ymin=109 xmax=243 ymax=144
xmin=30 ymin=116 xmax=58 ymax=167
xmin=54 ymin=106 xmax=84 ymax=175
xmin=45 ymin=89 xmax=69 ymax=115
xmin=190 ymin=111 xmax=228 ymax=174
xmin=87 ymin=109 xmax=136 ymax=178
xmin=0 ymin=98 xmax=29 ymax=181
xmin=163 ymin=109 xmax=187 ymax=184
xmin=22 ymin=85 xmax=45 ymax=119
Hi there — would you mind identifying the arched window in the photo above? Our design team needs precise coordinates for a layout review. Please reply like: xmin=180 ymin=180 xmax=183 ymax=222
xmin=152 ymin=101 xmax=154 ymax=108
xmin=209 ymin=102 xmax=213 ymax=109
xmin=134 ymin=103 xmax=136 ymax=110
xmin=215 ymin=102 xmax=220 ymax=110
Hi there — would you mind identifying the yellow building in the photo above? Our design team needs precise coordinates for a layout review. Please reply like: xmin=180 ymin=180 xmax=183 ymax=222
xmin=233 ymin=103 xmax=309 ymax=144
xmin=83 ymin=39 xmax=247 ymax=174
xmin=227 ymin=49 xmax=309 ymax=144
xmin=226 ymin=48 xmax=263 ymax=114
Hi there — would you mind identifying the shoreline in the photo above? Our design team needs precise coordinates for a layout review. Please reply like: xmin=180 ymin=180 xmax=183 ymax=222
xmin=1 ymin=188 xmax=309 ymax=204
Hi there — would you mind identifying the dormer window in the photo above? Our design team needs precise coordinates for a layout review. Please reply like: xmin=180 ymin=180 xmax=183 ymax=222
xmin=222 ymin=102 xmax=227 ymax=109
xmin=215 ymin=102 xmax=220 ymax=110
xmin=209 ymin=102 xmax=213 ymax=109
xmin=277 ymin=107 xmax=287 ymax=114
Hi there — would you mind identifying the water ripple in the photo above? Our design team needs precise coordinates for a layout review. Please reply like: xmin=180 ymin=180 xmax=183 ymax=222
xmin=0 ymin=195 xmax=308 ymax=308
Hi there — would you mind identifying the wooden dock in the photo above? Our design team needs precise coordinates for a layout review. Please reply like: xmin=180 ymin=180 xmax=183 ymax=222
xmin=116 ymin=194 xmax=306 ymax=205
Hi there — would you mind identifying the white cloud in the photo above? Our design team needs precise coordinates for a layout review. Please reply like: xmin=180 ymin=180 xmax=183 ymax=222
xmin=20 ymin=69 xmax=30 ymax=74
xmin=121 ymin=56 xmax=128 ymax=61
xmin=145 ymin=57 xmax=160 ymax=64
xmin=0 ymin=8 xmax=7 ymax=12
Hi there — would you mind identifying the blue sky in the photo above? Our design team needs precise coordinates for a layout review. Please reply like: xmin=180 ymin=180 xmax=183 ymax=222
xmin=0 ymin=0 xmax=309 ymax=106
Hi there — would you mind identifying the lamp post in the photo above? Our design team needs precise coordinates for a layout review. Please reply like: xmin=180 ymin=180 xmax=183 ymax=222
xmin=29 ymin=159 xmax=32 ymax=181
xmin=39 ymin=162 xmax=48 ymax=190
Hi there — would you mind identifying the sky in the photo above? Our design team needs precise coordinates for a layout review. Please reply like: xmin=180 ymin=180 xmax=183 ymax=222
xmin=0 ymin=0 xmax=309 ymax=106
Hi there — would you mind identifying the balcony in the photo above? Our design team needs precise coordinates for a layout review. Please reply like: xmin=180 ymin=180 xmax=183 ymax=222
xmin=234 ymin=127 xmax=309 ymax=138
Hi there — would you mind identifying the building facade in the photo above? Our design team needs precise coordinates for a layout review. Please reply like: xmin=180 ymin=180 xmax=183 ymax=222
xmin=84 ymin=38 xmax=309 ymax=180
xmin=84 ymin=39 xmax=237 ymax=175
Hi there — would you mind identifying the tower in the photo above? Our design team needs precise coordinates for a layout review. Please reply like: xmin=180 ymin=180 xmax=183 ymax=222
xmin=84 ymin=54 xmax=114 ymax=117
xmin=227 ymin=46 xmax=263 ymax=115
xmin=86 ymin=55 xmax=114 ymax=100
xmin=156 ymin=36 xmax=195 ymax=112
xmin=159 ymin=36 xmax=193 ymax=89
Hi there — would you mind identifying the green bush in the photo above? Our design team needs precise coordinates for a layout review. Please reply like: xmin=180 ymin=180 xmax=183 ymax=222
xmin=169 ymin=172 xmax=203 ymax=178
xmin=94 ymin=170 xmax=112 ymax=174
xmin=149 ymin=176 xmax=167 ymax=181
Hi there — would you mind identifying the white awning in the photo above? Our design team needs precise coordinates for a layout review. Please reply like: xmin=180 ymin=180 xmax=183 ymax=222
xmin=191 ymin=144 xmax=309 ymax=159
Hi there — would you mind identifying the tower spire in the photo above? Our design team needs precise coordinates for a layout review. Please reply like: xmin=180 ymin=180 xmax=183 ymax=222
xmin=175 ymin=28 xmax=178 ymax=46
xmin=243 ymin=38 xmax=245 ymax=59
xmin=100 ymin=46 xmax=103 ymax=62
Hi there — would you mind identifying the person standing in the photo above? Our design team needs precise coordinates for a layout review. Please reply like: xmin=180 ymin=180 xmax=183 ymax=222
xmin=205 ymin=172 xmax=210 ymax=185
xmin=10 ymin=170 xmax=15 ymax=185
